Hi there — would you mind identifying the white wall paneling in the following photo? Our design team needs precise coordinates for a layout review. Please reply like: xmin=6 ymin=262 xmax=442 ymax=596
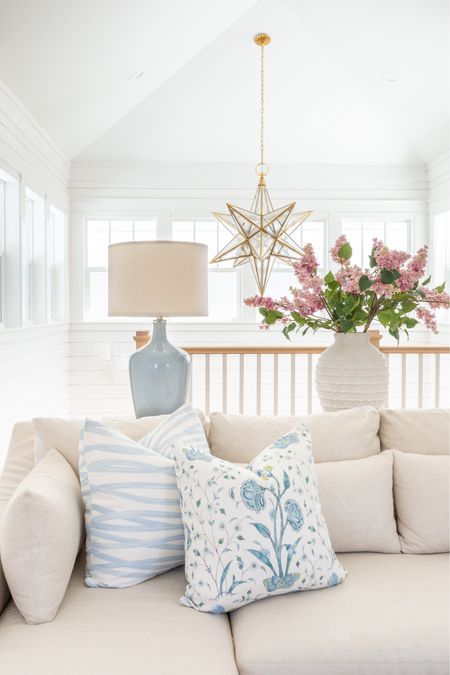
xmin=0 ymin=324 xmax=69 ymax=463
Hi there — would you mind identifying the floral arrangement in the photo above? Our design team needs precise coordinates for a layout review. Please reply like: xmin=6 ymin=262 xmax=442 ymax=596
xmin=246 ymin=236 xmax=450 ymax=339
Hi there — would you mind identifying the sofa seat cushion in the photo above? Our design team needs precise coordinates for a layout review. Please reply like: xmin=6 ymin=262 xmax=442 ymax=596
xmin=231 ymin=552 xmax=449 ymax=675
xmin=0 ymin=555 xmax=238 ymax=675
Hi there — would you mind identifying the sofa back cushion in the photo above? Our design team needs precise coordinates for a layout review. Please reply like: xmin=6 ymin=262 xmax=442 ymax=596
xmin=33 ymin=411 xmax=208 ymax=477
xmin=0 ymin=421 xmax=36 ymax=614
xmin=316 ymin=450 xmax=400 ymax=553
xmin=379 ymin=408 xmax=449 ymax=454
xmin=393 ymin=450 xmax=449 ymax=553
xmin=0 ymin=449 xmax=83 ymax=624
xmin=209 ymin=406 xmax=380 ymax=464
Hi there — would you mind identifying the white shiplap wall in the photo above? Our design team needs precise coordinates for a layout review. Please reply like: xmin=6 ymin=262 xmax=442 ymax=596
xmin=0 ymin=77 xmax=70 ymax=465
xmin=0 ymin=324 xmax=69 ymax=462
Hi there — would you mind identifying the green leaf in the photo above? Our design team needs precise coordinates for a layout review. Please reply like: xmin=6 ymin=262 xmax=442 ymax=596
xmin=422 ymin=275 xmax=431 ymax=286
xmin=369 ymin=247 xmax=377 ymax=268
xmin=282 ymin=322 xmax=297 ymax=341
xmin=259 ymin=307 xmax=268 ymax=317
xmin=389 ymin=327 xmax=400 ymax=341
xmin=265 ymin=310 xmax=283 ymax=325
xmin=401 ymin=300 xmax=416 ymax=313
xmin=377 ymin=309 xmax=394 ymax=327
xmin=338 ymin=242 xmax=352 ymax=260
xmin=196 ymin=499 xmax=201 ymax=508
xmin=380 ymin=268 xmax=401 ymax=284
xmin=403 ymin=317 xmax=419 ymax=329
xmin=283 ymin=470 xmax=291 ymax=491
xmin=324 ymin=270 xmax=335 ymax=284
xmin=358 ymin=275 xmax=374 ymax=292
xmin=251 ymin=523 xmax=272 ymax=539
xmin=339 ymin=318 xmax=354 ymax=333
xmin=434 ymin=282 xmax=446 ymax=293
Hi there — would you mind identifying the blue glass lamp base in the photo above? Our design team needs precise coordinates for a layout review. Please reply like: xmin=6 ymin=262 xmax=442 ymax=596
xmin=129 ymin=318 xmax=190 ymax=418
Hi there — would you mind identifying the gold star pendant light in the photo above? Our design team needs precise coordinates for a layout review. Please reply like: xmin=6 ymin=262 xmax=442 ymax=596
xmin=210 ymin=33 xmax=313 ymax=296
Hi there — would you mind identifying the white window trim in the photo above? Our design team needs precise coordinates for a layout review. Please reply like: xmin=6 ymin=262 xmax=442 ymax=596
xmin=84 ymin=218 xmax=157 ymax=319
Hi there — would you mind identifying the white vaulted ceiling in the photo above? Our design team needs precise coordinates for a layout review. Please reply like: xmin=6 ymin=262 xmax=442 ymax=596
xmin=0 ymin=0 xmax=448 ymax=165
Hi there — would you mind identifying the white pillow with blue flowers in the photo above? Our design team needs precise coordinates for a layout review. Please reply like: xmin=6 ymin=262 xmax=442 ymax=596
xmin=174 ymin=424 xmax=347 ymax=613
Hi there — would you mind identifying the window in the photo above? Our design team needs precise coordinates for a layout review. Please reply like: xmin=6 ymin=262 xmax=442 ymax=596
xmin=85 ymin=219 xmax=156 ymax=318
xmin=23 ymin=190 xmax=46 ymax=324
xmin=173 ymin=220 xmax=240 ymax=320
xmin=342 ymin=219 xmax=410 ymax=268
xmin=264 ymin=220 xmax=326 ymax=300
xmin=432 ymin=211 xmax=450 ymax=325
xmin=0 ymin=180 xmax=4 ymax=325
xmin=48 ymin=206 xmax=67 ymax=322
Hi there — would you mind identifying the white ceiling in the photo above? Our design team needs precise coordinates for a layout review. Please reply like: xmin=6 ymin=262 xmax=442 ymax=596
xmin=0 ymin=0 xmax=448 ymax=165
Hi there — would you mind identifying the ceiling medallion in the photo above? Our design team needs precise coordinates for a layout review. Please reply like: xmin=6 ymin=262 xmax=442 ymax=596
xmin=210 ymin=33 xmax=313 ymax=296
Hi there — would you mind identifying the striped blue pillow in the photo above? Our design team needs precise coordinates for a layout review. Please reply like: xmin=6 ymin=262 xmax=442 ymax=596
xmin=79 ymin=404 xmax=209 ymax=588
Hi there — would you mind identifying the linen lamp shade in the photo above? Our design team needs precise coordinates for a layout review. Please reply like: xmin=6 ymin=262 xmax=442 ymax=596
xmin=108 ymin=241 xmax=208 ymax=317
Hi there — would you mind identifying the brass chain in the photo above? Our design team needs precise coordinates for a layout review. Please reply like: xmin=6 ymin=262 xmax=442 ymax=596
xmin=259 ymin=42 xmax=265 ymax=167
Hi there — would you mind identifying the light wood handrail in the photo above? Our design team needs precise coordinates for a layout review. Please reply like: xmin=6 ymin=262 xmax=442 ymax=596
xmin=183 ymin=345 xmax=450 ymax=355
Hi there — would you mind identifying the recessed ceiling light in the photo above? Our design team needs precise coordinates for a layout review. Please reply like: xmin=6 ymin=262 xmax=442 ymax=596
xmin=129 ymin=71 xmax=144 ymax=80
xmin=382 ymin=71 xmax=397 ymax=83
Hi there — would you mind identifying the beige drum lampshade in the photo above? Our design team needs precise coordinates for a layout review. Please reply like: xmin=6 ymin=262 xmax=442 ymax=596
xmin=108 ymin=241 xmax=209 ymax=317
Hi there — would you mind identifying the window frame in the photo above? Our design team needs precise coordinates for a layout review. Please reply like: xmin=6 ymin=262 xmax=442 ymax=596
xmin=84 ymin=218 xmax=157 ymax=319
xmin=339 ymin=215 xmax=413 ymax=268
xmin=171 ymin=217 xmax=243 ymax=322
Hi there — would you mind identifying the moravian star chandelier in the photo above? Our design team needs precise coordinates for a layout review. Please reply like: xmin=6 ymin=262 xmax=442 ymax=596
xmin=210 ymin=32 xmax=313 ymax=296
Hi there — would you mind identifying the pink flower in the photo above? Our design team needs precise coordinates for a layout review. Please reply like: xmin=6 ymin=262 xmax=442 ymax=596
xmin=371 ymin=278 xmax=396 ymax=298
xmin=335 ymin=265 xmax=365 ymax=294
xmin=294 ymin=243 xmax=319 ymax=278
xmin=330 ymin=235 xmax=350 ymax=265
xmin=421 ymin=287 xmax=450 ymax=308
xmin=397 ymin=246 xmax=428 ymax=290
xmin=245 ymin=295 xmax=279 ymax=310
xmin=374 ymin=240 xmax=410 ymax=271
xmin=416 ymin=306 xmax=438 ymax=333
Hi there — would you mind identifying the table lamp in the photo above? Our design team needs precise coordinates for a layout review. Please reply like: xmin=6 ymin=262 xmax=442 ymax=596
xmin=108 ymin=241 xmax=208 ymax=417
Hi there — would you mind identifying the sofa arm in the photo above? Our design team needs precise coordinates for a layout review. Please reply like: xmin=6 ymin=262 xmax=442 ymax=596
xmin=0 ymin=421 xmax=36 ymax=615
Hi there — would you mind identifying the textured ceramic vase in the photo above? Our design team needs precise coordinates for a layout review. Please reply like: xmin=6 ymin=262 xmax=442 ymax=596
xmin=129 ymin=318 xmax=190 ymax=418
xmin=315 ymin=333 xmax=388 ymax=412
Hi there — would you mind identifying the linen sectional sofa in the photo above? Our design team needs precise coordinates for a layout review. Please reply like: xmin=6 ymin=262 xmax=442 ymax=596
xmin=0 ymin=407 xmax=448 ymax=675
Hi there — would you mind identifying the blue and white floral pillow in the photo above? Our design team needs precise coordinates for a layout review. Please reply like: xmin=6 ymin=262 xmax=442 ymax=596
xmin=173 ymin=424 xmax=347 ymax=613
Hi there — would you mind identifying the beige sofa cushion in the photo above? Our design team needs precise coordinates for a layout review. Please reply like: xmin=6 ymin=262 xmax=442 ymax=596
xmin=0 ymin=421 xmax=36 ymax=615
xmin=379 ymin=408 xmax=450 ymax=454
xmin=393 ymin=450 xmax=449 ymax=553
xmin=231 ymin=552 xmax=449 ymax=675
xmin=209 ymin=406 xmax=380 ymax=464
xmin=33 ymin=412 xmax=207 ymax=477
xmin=0 ymin=449 xmax=84 ymax=624
xmin=316 ymin=451 xmax=400 ymax=553
xmin=0 ymin=555 xmax=238 ymax=675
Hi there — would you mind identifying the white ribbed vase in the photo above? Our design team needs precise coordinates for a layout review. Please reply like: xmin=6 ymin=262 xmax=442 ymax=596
xmin=315 ymin=333 xmax=388 ymax=412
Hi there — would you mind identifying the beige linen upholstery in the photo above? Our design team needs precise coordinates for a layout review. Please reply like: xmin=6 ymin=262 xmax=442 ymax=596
xmin=33 ymin=412 xmax=207 ymax=477
xmin=316 ymin=451 xmax=400 ymax=552
xmin=209 ymin=406 xmax=380 ymax=463
xmin=0 ymin=422 xmax=36 ymax=614
xmin=379 ymin=408 xmax=450 ymax=454
xmin=1 ymin=450 xmax=84 ymax=624
xmin=231 ymin=552 xmax=449 ymax=675
xmin=393 ymin=451 xmax=449 ymax=553
xmin=0 ymin=556 xmax=238 ymax=675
